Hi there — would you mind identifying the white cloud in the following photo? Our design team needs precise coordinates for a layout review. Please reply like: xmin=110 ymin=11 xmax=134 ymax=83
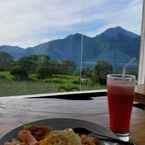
xmin=0 ymin=0 xmax=107 ymax=47
xmin=89 ymin=0 xmax=143 ymax=35
xmin=0 ymin=0 xmax=143 ymax=47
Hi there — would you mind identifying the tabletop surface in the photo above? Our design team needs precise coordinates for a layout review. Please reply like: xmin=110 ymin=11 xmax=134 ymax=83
xmin=135 ymin=84 xmax=145 ymax=105
xmin=135 ymin=84 xmax=145 ymax=95
xmin=0 ymin=96 xmax=145 ymax=145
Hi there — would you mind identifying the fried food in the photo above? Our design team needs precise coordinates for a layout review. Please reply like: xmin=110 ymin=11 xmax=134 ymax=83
xmin=80 ymin=134 xmax=99 ymax=145
xmin=4 ymin=126 xmax=100 ymax=145
xmin=40 ymin=129 xmax=82 ymax=145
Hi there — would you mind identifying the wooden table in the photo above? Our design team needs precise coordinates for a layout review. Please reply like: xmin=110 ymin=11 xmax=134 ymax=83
xmin=135 ymin=84 xmax=145 ymax=105
xmin=0 ymin=96 xmax=144 ymax=145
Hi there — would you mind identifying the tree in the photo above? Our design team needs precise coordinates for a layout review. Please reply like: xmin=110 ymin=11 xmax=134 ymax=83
xmin=0 ymin=52 xmax=14 ymax=71
xmin=93 ymin=60 xmax=112 ymax=85
xmin=18 ymin=55 xmax=50 ymax=74
xmin=37 ymin=65 xmax=49 ymax=79
xmin=48 ymin=60 xmax=62 ymax=74
xmin=10 ymin=65 xmax=29 ymax=80
xmin=36 ymin=60 xmax=54 ymax=79
xmin=36 ymin=59 xmax=75 ymax=79
xmin=81 ymin=68 xmax=93 ymax=78
xmin=61 ymin=60 xmax=76 ymax=74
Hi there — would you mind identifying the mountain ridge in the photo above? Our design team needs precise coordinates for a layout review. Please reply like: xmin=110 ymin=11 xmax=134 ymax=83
xmin=0 ymin=26 xmax=140 ymax=68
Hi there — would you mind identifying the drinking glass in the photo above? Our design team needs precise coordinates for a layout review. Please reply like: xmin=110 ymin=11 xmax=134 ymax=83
xmin=107 ymin=74 xmax=136 ymax=142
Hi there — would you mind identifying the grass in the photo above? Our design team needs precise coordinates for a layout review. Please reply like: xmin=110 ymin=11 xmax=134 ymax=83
xmin=0 ymin=80 xmax=60 ymax=97
xmin=81 ymin=83 xmax=106 ymax=90
xmin=0 ymin=71 xmax=105 ymax=97
xmin=0 ymin=71 xmax=14 ymax=80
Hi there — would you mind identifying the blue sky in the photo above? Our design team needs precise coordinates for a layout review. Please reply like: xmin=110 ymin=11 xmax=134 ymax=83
xmin=0 ymin=0 xmax=143 ymax=47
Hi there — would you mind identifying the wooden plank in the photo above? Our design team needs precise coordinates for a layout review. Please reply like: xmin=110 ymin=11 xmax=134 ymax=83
xmin=135 ymin=84 xmax=145 ymax=105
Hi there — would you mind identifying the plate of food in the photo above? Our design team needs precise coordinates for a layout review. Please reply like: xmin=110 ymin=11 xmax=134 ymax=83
xmin=0 ymin=118 xmax=115 ymax=145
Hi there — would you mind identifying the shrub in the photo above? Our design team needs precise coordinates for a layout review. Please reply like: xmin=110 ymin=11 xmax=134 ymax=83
xmin=10 ymin=66 xmax=29 ymax=80
xmin=93 ymin=60 xmax=112 ymax=85
xmin=37 ymin=65 xmax=51 ymax=79
xmin=44 ymin=78 xmax=66 ymax=84
xmin=58 ymin=83 xmax=80 ymax=91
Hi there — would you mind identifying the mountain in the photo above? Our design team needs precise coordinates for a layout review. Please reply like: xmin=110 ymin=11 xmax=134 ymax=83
xmin=93 ymin=26 xmax=140 ymax=68
xmin=25 ymin=33 xmax=101 ymax=66
xmin=0 ymin=45 xmax=25 ymax=59
xmin=95 ymin=26 xmax=140 ymax=58
xmin=99 ymin=26 xmax=139 ymax=39
xmin=0 ymin=26 xmax=140 ymax=69
xmin=0 ymin=52 xmax=14 ymax=70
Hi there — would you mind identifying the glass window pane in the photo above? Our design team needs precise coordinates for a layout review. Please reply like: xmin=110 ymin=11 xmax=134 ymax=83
xmin=0 ymin=0 xmax=83 ymax=96
xmin=81 ymin=0 xmax=143 ymax=91
xmin=0 ymin=0 xmax=143 ymax=97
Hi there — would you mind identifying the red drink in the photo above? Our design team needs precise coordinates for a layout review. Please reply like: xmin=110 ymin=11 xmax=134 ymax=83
xmin=107 ymin=74 xmax=135 ymax=135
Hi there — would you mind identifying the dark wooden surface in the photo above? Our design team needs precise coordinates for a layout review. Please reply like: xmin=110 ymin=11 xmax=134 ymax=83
xmin=0 ymin=96 xmax=144 ymax=145
xmin=135 ymin=84 xmax=145 ymax=104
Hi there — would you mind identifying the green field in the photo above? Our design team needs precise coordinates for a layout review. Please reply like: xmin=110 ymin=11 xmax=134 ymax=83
xmin=0 ymin=71 xmax=105 ymax=97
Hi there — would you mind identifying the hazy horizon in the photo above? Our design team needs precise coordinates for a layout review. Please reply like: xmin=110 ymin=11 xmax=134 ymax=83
xmin=0 ymin=25 xmax=140 ymax=49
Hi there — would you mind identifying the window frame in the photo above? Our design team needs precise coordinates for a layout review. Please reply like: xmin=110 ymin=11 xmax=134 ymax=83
xmin=1 ymin=89 xmax=107 ymax=99
xmin=138 ymin=0 xmax=145 ymax=84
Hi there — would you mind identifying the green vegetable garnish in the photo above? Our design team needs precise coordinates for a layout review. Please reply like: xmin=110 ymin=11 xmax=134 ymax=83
xmin=23 ymin=123 xmax=33 ymax=130
xmin=15 ymin=139 xmax=22 ymax=144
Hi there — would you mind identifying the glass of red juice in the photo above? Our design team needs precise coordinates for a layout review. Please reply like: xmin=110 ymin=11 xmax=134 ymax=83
xmin=107 ymin=74 xmax=136 ymax=141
